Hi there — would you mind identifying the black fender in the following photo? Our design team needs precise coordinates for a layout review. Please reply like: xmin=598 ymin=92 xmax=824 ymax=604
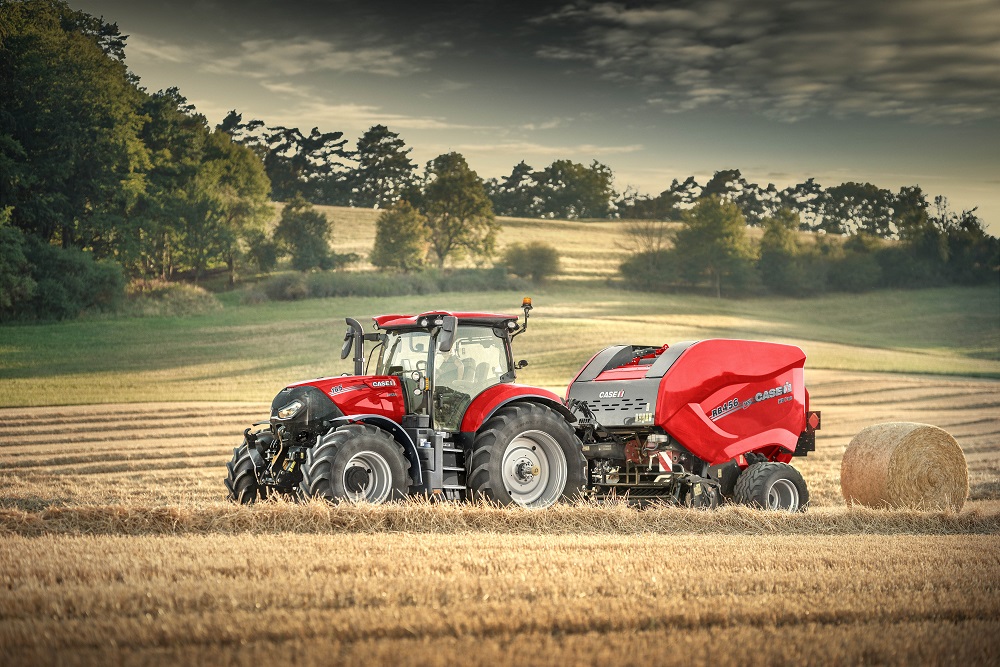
xmin=327 ymin=415 xmax=422 ymax=484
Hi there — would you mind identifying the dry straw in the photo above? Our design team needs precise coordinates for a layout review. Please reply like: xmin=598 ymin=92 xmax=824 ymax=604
xmin=841 ymin=422 xmax=969 ymax=511
xmin=1 ymin=498 xmax=997 ymax=537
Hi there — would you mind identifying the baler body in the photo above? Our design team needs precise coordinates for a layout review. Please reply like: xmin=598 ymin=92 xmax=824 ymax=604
xmin=567 ymin=339 xmax=810 ymax=464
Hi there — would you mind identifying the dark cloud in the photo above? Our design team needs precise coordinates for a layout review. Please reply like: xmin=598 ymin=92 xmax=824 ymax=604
xmin=531 ymin=0 xmax=1000 ymax=123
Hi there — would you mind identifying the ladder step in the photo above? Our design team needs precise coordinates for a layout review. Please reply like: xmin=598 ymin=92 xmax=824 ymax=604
xmin=442 ymin=466 xmax=464 ymax=472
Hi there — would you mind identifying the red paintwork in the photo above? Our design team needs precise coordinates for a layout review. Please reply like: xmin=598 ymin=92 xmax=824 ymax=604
xmin=460 ymin=383 xmax=565 ymax=433
xmin=374 ymin=311 xmax=518 ymax=329
xmin=656 ymin=340 xmax=806 ymax=465
xmin=288 ymin=375 xmax=406 ymax=423
xmin=579 ymin=339 xmax=808 ymax=466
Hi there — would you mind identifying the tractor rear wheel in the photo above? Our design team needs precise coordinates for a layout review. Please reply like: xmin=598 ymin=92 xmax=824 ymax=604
xmin=734 ymin=462 xmax=809 ymax=511
xmin=300 ymin=424 xmax=412 ymax=503
xmin=468 ymin=403 xmax=586 ymax=509
xmin=225 ymin=443 xmax=265 ymax=504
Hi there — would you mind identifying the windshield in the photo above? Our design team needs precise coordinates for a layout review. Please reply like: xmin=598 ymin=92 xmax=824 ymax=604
xmin=376 ymin=330 xmax=431 ymax=375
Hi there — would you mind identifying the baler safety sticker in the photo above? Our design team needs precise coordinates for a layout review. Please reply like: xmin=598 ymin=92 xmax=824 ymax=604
xmin=710 ymin=381 xmax=793 ymax=421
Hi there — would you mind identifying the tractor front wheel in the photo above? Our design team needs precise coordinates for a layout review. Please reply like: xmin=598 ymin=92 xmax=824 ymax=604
xmin=468 ymin=403 xmax=586 ymax=509
xmin=734 ymin=462 xmax=809 ymax=511
xmin=225 ymin=443 xmax=265 ymax=504
xmin=300 ymin=424 xmax=412 ymax=503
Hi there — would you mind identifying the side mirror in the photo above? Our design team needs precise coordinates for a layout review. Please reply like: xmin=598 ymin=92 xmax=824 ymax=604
xmin=341 ymin=331 xmax=353 ymax=359
xmin=515 ymin=359 xmax=529 ymax=369
xmin=438 ymin=315 xmax=458 ymax=352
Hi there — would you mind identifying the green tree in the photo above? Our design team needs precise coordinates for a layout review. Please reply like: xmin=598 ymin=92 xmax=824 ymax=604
xmin=129 ymin=88 xmax=209 ymax=280
xmin=828 ymin=235 xmax=884 ymax=292
xmin=352 ymin=125 xmax=415 ymax=208
xmin=617 ymin=187 xmax=680 ymax=221
xmin=201 ymin=131 xmax=273 ymax=285
xmin=533 ymin=159 xmax=616 ymax=219
xmin=0 ymin=207 xmax=36 ymax=313
xmin=821 ymin=182 xmax=895 ymax=236
xmin=502 ymin=241 xmax=561 ymax=282
xmin=757 ymin=208 xmax=824 ymax=296
xmin=673 ymin=196 xmax=755 ymax=298
xmin=0 ymin=0 xmax=148 ymax=252
xmin=931 ymin=198 xmax=1000 ymax=285
xmin=274 ymin=195 xmax=334 ymax=271
xmin=370 ymin=201 xmax=428 ymax=271
xmin=265 ymin=126 xmax=351 ymax=204
xmin=421 ymin=153 xmax=498 ymax=269
xmin=488 ymin=161 xmax=537 ymax=217
xmin=217 ymin=110 xmax=267 ymax=159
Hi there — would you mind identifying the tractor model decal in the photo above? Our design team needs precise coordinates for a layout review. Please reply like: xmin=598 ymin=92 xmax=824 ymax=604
xmin=710 ymin=381 xmax=794 ymax=421
xmin=328 ymin=384 xmax=364 ymax=397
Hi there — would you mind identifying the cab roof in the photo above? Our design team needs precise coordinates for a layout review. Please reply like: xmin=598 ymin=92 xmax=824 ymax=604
xmin=373 ymin=311 xmax=518 ymax=330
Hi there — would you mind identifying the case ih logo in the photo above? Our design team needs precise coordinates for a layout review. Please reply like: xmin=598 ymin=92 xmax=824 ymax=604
xmin=370 ymin=380 xmax=394 ymax=388
xmin=598 ymin=390 xmax=625 ymax=399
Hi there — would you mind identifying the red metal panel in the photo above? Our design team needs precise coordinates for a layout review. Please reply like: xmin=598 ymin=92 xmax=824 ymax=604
xmin=653 ymin=340 xmax=808 ymax=465
xmin=460 ymin=383 xmax=566 ymax=433
xmin=374 ymin=311 xmax=518 ymax=329
xmin=289 ymin=375 xmax=406 ymax=423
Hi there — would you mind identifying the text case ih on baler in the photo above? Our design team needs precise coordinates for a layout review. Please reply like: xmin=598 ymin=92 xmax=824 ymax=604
xmin=226 ymin=299 xmax=821 ymax=510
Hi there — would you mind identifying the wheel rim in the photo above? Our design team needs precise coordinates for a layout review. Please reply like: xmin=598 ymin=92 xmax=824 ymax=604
xmin=501 ymin=430 xmax=567 ymax=508
xmin=342 ymin=451 xmax=393 ymax=503
xmin=766 ymin=478 xmax=800 ymax=511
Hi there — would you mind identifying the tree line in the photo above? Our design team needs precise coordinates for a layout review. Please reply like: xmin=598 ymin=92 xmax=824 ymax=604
xmin=1 ymin=0 xmax=996 ymax=321
xmin=620 ymin=196 xmax=999 ymax=298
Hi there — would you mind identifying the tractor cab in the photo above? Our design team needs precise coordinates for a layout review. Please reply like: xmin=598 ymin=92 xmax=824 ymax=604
xmin=342 ymin=299 xmax=533 ymax=432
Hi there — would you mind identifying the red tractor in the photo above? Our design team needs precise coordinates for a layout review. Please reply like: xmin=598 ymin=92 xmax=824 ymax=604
xmin=226 ymin=299 xmax=820 ymax=510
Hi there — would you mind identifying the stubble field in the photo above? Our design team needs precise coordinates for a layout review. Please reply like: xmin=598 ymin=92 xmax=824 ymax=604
xmin=1 ymin=369 xmax=998 ymax=665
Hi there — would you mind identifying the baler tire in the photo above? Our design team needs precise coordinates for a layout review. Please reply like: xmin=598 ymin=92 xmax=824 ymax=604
xmin=734 ymin=461 xmax=809 ymax=512
xmin=300 ymin=424 xmax=412 ymax=503
xmin=225 ymin=443 xmax=265 ymax=504
xmin=468 ymin=403 xmax=586 ymax=509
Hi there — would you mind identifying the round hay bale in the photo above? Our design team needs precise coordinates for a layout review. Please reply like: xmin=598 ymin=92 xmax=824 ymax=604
xmin=841 ymin=422 xmax=968 ymax=511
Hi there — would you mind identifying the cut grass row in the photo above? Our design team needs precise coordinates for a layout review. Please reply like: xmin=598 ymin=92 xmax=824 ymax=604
xmin=1 ymin=284 xmax=997 ymax=406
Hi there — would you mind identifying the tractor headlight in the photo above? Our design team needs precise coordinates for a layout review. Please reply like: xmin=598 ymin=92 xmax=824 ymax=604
xmin=275 ymin=399 xmax=304 ymax=420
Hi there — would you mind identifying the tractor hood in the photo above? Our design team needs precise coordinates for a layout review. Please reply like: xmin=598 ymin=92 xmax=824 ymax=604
xmin=283 ymin=375 xmax=407 ymax=424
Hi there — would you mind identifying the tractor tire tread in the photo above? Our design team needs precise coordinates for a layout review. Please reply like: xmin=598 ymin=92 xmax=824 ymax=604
xmin=300 ymin=423 xmax=412 ymax=502
xmin=225 ymin=443 xmax=263 ymax=504
xmin=467 ymin=402 xmax=586 ymax=507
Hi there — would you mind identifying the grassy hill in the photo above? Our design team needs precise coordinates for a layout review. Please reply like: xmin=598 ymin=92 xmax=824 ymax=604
xmin=0 ymin=284 xmax=996 ymax=407
xmin=306 ymin=204 xmax=639 ymax=281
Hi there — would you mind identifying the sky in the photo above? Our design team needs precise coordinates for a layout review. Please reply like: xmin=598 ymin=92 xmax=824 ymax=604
xmin=75 ymin=0 xmax=1000 ymax=230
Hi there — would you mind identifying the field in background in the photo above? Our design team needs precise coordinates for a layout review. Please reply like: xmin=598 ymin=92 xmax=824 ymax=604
xmin=308 ymin=204 xmax=636 ymax=281
xmin=1 ymin=284 xmax=997 ymax=407
xmin=0 ymin=370 xmax=998 ymax=664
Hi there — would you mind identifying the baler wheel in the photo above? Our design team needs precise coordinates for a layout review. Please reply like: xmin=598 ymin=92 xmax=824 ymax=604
xmin=224 ymin=443 xmax=265 ymax=504
xmin=734 ymin=462 xmax=809 ymax=512
xmin=468 ymin=403 xmax=586 ymax=509
xmin=300 ymin=424 xmax=412 ymax=503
